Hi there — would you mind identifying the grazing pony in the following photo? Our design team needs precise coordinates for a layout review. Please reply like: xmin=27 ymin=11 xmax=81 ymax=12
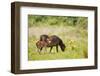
xmin=36 ymin=35 xmax=65 ymax=53
xmin=47 ymin=35 xmax=65 ymax=53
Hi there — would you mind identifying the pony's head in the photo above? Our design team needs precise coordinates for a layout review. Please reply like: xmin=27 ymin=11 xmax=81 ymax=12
xmin=60 ymin=44 xmax=66 ymax=52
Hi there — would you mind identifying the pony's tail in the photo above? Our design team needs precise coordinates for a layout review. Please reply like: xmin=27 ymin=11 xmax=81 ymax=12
xmin=59 ymin=39 xmax=65 ymax=52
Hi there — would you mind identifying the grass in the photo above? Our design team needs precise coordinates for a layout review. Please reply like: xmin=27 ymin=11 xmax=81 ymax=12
xmin=28 ymin=25 xmax=88 ymax=60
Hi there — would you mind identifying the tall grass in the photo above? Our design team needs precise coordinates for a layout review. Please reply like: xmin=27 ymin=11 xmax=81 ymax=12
xmin=28 ymin=15 xmax=88 ymax=60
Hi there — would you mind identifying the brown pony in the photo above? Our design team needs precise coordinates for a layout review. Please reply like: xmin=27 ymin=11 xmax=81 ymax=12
xmin=36 ymin=35 xmax=65 ymax=54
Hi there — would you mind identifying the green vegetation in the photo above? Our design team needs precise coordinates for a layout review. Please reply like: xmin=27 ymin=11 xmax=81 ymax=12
xmin=28 ymin=15 xmax=88 ymax=60
xmin=28 ymin=15 xmax=88 ymax=29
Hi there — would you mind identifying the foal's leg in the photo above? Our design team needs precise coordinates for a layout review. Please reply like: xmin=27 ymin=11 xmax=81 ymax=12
xmin=49 ymin=46 xmax=53 ymax=53
xmin=37 ymin=48 xmax=40 ymax=53
xmin=39 ymin=47 xmax=43 ymax=54
xmin=56 ymin=45 xmax=58 ymax=53
xmin=36 ymin=47 xmax=40 ymax=54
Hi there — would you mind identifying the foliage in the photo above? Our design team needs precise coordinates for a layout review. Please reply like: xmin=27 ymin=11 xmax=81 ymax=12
xmin=28 ymin=15 xmax=88 ymax=29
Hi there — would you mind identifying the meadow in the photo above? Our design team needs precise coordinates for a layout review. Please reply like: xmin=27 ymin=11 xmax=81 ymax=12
xmin=28 ymin=15 xmax=88 ymax=60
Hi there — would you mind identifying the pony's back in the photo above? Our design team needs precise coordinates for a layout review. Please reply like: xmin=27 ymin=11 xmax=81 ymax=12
xmin=40 ymin=34 xmax=49 ymax=42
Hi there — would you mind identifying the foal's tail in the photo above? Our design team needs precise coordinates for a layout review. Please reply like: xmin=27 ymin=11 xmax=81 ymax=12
xmin=59 ymin=39 xmax=65 ymax=52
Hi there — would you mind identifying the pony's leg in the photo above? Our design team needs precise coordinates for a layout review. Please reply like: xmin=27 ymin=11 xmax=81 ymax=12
xmin=56 ymin=45 xmax=58 ymax=53
xmin=49 ymin=46 xmax=53 ymax=53
xmin=36 ymin=47 xmax=40 ymax=54
xmin=39 ymin=47 xmax=43 ymax=54
xmin=44 ymin=46 xmax=47 ymax=54
xmin=37 ymin=48 xmax=40 ymax=53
